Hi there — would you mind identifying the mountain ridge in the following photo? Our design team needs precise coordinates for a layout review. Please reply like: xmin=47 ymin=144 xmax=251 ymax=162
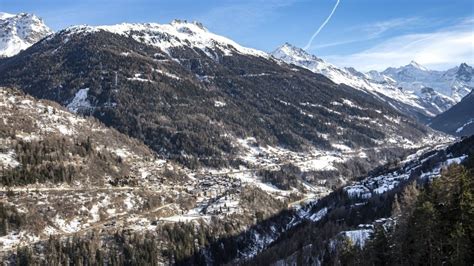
xmin=55 ymin=19 xmax=269 ymax=60
xmin=381 ymin=60 xmax=473 ymax=102
xmin=430 ymin=90 xmax=474 ymax=136
xmin=271 ymin=43 xmax=472 ymax=122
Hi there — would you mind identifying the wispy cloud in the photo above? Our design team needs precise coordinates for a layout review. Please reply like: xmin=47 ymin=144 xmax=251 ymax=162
xmin=324 ymin=17 xmax=474 ymax=71
xmin=310 ymin=17 xmax=424 ymax=50
xmin=360 ymin=17 xmax=421 ymax=38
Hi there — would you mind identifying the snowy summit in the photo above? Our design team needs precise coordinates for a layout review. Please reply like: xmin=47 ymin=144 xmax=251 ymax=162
xmin=59 ymin=19 xmax=269 ymax=59
xmin=0 ymin=12 xmax=52 ymax=57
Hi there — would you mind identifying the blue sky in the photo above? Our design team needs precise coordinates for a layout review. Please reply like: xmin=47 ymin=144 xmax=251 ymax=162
xmin=1 ymin=0 xmax=473 ymax=70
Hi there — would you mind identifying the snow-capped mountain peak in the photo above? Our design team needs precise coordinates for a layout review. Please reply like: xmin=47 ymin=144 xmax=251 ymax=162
xmin=170 ymin=19 xmax=207 ymax=30
xmin=0 ymin=12 xmax=52 ymax=57
xmin=271 ymin=43 xmax=349 ymax=80
xmin=382 ymin=61 xmax=431 ymax=80
xmin=0 ymin=12 xmax=16 ymax=20
xmin=456 ymin=62 xmax=473 ymax=81
xmin=408 ymin=60 xmax=428 ymax=71
xmin=272 ymin=42 xmax=322 ymax=63
xmin=58 ymin=20 xmax=269 ymax=59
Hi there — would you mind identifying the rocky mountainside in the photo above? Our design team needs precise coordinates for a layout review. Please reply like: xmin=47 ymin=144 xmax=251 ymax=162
xmin=271 ymin=43 xmax=471 ymax=122
xmin=430 ymin=91 xmax=474 ymax=136
xmin=0 ymin=21 xmax=438 ymax=171
xmin=0 ymin=12 xmax=52 ymax=58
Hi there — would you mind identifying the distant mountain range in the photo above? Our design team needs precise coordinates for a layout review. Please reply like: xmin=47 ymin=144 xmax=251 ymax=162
xmin=271 ymin=43 xmax=473 ymax=122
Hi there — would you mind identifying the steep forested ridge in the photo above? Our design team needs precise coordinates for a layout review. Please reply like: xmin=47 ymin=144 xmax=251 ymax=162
xmin=430 ymin=91 xmax=474 ymax=136
xmin=351 ymin=160 xmax=474 ymax=265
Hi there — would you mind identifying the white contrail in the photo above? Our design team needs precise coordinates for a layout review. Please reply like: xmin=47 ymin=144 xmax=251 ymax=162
xmin=303 ymin=0 xmax=340 ymax=51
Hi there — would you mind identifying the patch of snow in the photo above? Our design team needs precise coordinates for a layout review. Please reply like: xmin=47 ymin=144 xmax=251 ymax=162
xmin=56 ymin=124 xmax=73 ymax=135
xmin=111 ymin=148 xmax=130 ymax=159
xmin=67 ymin=88 xmax=92 ymax=113
xmin=344 ymin=185 xmax=372 ymax=199
xmin=139 ymin=168 xmax=150 ymax=179
xmin=42 ymin=226 xmax=58 ymax=236
xmin=0 ymin=231 xmax=39 ymax=249
xmin=309 ymin=207 xmax=327 ymax=222
xmin=445 ymin=155 xmax=468 ymax=166
xmin=160 ymin=214 xmax=210 ymax=223
xmin=214 ymin=100 xmax=226 ymax=107
xmin=456 ymin=119 xmax=474 ymax=133
xmin=127 ymin=74 xmax=155 ymax=83
xmin=124 ymin=194 xmax=134 ymax=209
xmin=153 ymin=68 xmax=181 ymax=80
xmin=0 ymin=150 xmax=20 ymax=168
xmin=54 ymin=215 xmax=81 ymax=233
xmin=88 ymin=204 xmax=100 ymax=223
xmin=340 ymin=229 xmax=373 ymax=247
xmin=296 ymin=155 xmax=343 ymax=172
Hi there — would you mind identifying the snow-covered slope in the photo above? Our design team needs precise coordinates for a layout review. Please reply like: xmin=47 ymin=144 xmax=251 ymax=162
xmin=0 ymin=12 xmax=52 ymax=57
xmin=59 ymin=20 xmax=268 ymax=59
xmin=271 ymin=43 xmax=371 ymax=89
xmin=271 ymin=43 xmax=465 ymax=121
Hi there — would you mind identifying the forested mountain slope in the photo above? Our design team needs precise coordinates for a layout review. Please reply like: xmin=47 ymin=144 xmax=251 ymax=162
xmin=0 ymin=21 xmax=439 ymax=170
xmin=2 ymin=92 xmax=470 ymax=264
xmin=0 ymin=87 xmax=310 ymax=264
xmin=430 ymin=91 xmax=474 ymax=136
xmin=248 ymin=136 xmax=474 ymax=265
